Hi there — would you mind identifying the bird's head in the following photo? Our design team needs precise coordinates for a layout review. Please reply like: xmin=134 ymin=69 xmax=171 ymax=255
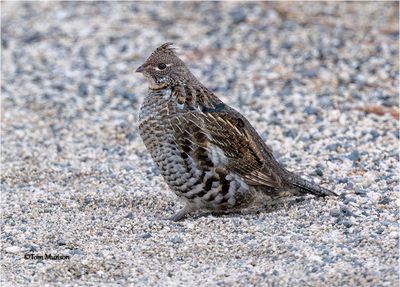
xmin=136 ymin=43 xmax=195 ymax=90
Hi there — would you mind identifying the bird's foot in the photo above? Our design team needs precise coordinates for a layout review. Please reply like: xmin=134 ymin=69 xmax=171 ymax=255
xmin=169 ymin=209 xmax=187 ymax=221
xmin=169 ymin=204 xmax=194 ymax=221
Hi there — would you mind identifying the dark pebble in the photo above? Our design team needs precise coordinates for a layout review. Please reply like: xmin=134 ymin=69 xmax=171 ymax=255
xmin=323 ymin=256 xmax=335 ymax=264
xmin=303 ymin=106 xmax=319 ymax=115
xmin=206 ymin=28 xmax=219 ymax=37
xmin=268 ymin=115 xmax=282 ymax=126
xmin=327 ymin=143 xmax=340 ymax=152
xmin=345 ymin=182 xmax=354 ymax=190
xmin=279 ymin=85 xmax=292 ymax=97
xmin=122 ymin=92 xmax=137 ymax=104
xmin=381 ymin=220 xmax=394 ymax=227
xmin=125 ymin=212 xmax=134 ymax=219
xmin=370 ymin=130 xmax=380 ymax=140
xmin=315 ymin=169 xmax=323 ymax=177
xmin=23 ymin=32 xmax=42 ymax=43
xmin=340 ymin=205 xmax=354 ymax=217
xmin=300 ymin=136 xmax=310 ymax=142
xmin=126 ymin=132 xmax=137 ymax=142
xmin=242 ymin=235 xmax=255 ymax=243
xmin=2 ymin=38 xmax=8 ymax=49
xmin=24 ymin=244 xmax=38 ymax=252
xmin=394 ymin=130 xmax=399 ymax=139
xmin=355 ymin=188 xmax=367 ymax=196
xmin=95 ymin=85 xmax=106 ymax=96
xmin=78 ymin=83 xmax=88 ymax=97
xmin=151 ymin=166 xmax=161 ymax=176
xmin=336 ymin=243 xmax=346 ymax=249
xmin=310 ymin=266 xmax=318 ymax=273
xmin=57 ymin=239 xmax=66 ymax=246
xmin=52 ymin=83 xmax=65 ymax=91
xmin=18 ymin=227 xmax=27 ymax=234
xmin=170 ymin=237 xmax=184 ymax=244
xmin=348 ymin=150 xmax=360 ymax=162
xmin=303 ymin=69 xmax=318 ymax=78
xmin=342 ymin=196 xmax=356 ymax=205
xmin=340 ymin=220 xmax=353 ymax=228
xmin=141 ymin=233 xmax=152 ymax=239
xmin=120 ymin=44 xmax=128 ymax=53
xmin=283 ymin=129 xmax=297 ymax=139
xmin=5 ymin=236 xmax=15 ymax=244
xmin=378 ymin=196 xmax=390 ymax=205
xmin=83 ymin=196 xmax=92 ymax=205
xmin=328 ymin=155 xmax=342 ymax=161
xmin=329 ymin=208 xmax=341 ymax=217
xmin=230 ymin=8 xmax=247 ymax=24
xmin=281 ymin=42 xmax=293 ymax=50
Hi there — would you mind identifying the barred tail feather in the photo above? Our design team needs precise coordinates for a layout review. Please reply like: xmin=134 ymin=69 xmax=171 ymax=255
xmin=292 ymin=176 xmax=337 ymax=197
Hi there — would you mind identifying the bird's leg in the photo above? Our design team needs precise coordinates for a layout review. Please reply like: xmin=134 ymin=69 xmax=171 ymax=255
xmin=169 ymin=204 xmax=194 ymax=221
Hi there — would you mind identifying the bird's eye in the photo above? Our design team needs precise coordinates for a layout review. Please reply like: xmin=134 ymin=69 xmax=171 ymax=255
xmin=157 ymin=63 xmax=167 ymax=70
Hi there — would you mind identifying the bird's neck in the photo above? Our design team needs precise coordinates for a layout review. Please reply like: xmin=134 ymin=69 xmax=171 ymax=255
xmin=170 ymin=82 xmax=222 ymax=112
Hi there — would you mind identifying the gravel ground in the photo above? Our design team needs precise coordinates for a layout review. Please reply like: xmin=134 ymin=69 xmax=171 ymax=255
xmin=1 ymin=2 xmax=399 ymax=286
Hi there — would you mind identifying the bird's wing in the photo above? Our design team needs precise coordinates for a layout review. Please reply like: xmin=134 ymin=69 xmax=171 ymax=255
xmin=170 ymin=107 xmax=283 ymax=188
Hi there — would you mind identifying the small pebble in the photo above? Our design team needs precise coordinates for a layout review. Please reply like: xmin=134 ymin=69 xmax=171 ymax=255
xmin=327 ymin=143 xmax=340 ymax=152
xmin=5 ymin=246 xmax=21 ymax=254
xmin=330 ymin=208 xmax=341 ymax=217
xmin=378 ymin=197 xmax=390 ymax=205
xmin=315 ymin=169 xmax=323 ymax=177
xmin=141 ymin=233 xmax=152 ymax=239
xmin=78 ymin=83 xmax=88 ymax=97
xmin=340 ymin=221 xmax=353 ymax=228
xmin=229 ymin=7 xmax=247 ymax=24
xmin=303 ymin=106 xmax=319 ymax=115
xmin=348 ymin=150 xmax=361 ymax=162
xmin=170 ymin=237 xmax=184 ymax=244
xmin=388 ymin=232 xmax=398 ymax=239
xmin=355 ymin=188 xmax=367 ymax=196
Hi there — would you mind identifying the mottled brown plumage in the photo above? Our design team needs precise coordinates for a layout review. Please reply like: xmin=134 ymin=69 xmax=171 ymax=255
xmin=137 ymin=43 xmax=336 ymax=221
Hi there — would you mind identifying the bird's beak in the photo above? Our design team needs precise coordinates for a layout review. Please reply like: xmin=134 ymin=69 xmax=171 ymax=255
xmin=136 ymin=65 xmax=145 ymax=73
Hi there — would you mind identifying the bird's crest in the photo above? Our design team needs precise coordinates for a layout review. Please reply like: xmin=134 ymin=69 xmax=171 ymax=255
xmin=152 ymin=42 xmax=176 ymax=57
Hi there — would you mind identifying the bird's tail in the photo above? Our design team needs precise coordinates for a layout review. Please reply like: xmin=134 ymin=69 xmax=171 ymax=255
xmin=291 ymin=175 xmax=337 ymax=197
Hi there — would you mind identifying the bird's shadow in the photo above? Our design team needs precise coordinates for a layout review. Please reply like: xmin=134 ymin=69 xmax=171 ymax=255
xmin=190 ymin=196 xmax=318 ymax=220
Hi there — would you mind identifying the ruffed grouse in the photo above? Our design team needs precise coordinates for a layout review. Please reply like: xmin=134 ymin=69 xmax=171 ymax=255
xmin=137 ymin=43 xmax=336 ymax=221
